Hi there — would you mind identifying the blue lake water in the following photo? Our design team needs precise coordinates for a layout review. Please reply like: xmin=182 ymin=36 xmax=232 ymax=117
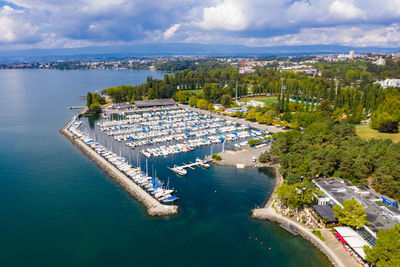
xmin=0 ymin=69 xmax=331 ymax=267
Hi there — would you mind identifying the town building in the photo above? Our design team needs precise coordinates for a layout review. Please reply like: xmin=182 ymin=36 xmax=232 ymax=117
xmin=134 ymin=99 xmax=177 ymax=109
xmin=313 ymin=178 xmax=400 ymax=237
xmin=374 ymin=79 xmax=400 ymax=88
xmin=375 ymin=57 xmax=386 ymax=66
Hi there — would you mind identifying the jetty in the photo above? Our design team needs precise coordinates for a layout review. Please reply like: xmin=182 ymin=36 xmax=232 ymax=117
xmin=168 ymin=158 xmax=211 ymax=176
xmin=68 ymin=106 xmax=85 ymax=109
xmin=60 ymin=109 xmax=178 ymax=216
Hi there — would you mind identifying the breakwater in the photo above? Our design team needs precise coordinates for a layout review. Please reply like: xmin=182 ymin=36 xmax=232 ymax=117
xmin=60 ymin=112 xmax=178 ymax=216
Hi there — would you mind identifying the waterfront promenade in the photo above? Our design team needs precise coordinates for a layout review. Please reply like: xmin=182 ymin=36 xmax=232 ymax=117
xmin=60 ymin=110 xmax=178 ymax=216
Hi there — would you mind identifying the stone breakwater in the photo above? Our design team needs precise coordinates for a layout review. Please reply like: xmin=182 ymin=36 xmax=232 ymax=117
xmin=60 ymin=114 xmax=178 ymax=216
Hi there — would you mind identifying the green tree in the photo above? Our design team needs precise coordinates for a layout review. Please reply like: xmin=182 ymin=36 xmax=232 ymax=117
xmin=345 ymin=69 xmax=360 ymax=83
xmin=175 ymin=91 xmax=188 ymax=103
xmin=276 ymin=181 xmax=319 ymax=210
xmin=364 ymin=224 xmax=400 ymax=267
xmin=188 ymin=96 xmax=198 ymax=107
xmin=86 ymin=92 xmax=92 ymax=107
xmin=147 ymin=87 xmax=155 ymax=100
xmin=221 ymin=94 xmax=232 ymax=107
xmin=332 ymin=198 xmax=368 ymax=228
xmin=89 ymin=103 xmax=101 ymax=115
xmin=378 ymin=120 xmax=399 ymax=133
xmin=197 ymin=99 xmax=210 ymax=109
xmin=371 ymin=96 xmax=400 ymax=129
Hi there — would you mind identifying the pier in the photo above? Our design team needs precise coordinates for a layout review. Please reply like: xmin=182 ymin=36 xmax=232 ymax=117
xmin=68 ymin=105 xmax=85 ymax=109
xmin=168 ymin=158 xmax=211 ymax=175
xmin=60 ymin=110 xmax=178 ymax=216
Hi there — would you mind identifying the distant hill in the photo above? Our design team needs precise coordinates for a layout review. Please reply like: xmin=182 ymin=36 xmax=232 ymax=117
xmin=0 ymin=43 xmax=399 ymax=63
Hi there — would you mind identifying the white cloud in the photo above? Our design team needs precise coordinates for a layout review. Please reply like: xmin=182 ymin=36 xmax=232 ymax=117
xmin=163 ymin=24 xmax=180 ymax=39
xmin=198 ymin=0 xmax=248 ymax=31
xmin=0 ymin=5 xmax=40 ymax=43
xmin=329 ymin=0 xmax=365 ymax=20
xmin=243 ymin=24 xmax=400 ymax=47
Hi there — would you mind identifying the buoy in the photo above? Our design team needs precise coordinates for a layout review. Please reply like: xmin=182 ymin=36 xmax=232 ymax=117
xmin=269 ymin=248 xmax=271 ymax=250
xmin=249 ymin=237 xmax=251 ymax=239
xmin=255 ymin=238 xmax=258 ymax=240
xmin=260 ymin=242 xmax=263 ymax=245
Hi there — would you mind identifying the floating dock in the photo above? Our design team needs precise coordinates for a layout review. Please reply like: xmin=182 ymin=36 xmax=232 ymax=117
xmin=60 ymin=111 xmax=178 ymax=216
xmin=168 ymin=159 xmax=211 ymax=175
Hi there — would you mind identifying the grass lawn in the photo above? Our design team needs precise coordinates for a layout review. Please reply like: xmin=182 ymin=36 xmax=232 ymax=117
xmin=241 ymin=96 xmax=278 ymax=106
xmin=183 ymin=89 xmax=202 ymax=95
xmin=356 ymin=126 xmax=400 ymax=143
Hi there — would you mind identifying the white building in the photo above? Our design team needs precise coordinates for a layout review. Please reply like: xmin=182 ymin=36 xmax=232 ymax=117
xmin=375 ymin=57 xmax=386 ymax=66
xmin=349 ymin=50 xmax=356 ymax=59
xmin=374 ymin=79 xmax=400 ymax=88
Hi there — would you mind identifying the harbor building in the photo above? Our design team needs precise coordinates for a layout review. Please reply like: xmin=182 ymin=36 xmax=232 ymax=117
xmin=313 ymin=178 xmax=400 ymax=240
xmin=134 ymin=99 xmax=177 ymax=109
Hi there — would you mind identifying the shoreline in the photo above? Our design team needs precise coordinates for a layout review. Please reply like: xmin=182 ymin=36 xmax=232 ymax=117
xmin=60 ymin=109 xmax=178 ymax=216
xmin=251 ymin=166 xmax=347 ymax=267
xmin=209 ymin=145 xmax=346 ymax=267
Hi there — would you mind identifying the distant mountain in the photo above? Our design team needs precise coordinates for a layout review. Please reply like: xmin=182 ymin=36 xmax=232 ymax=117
xmin=0 ymin=43 xmax=399 ymax=62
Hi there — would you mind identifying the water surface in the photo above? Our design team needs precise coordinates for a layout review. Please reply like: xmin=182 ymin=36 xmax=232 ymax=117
xmin=0 ymin=69 xmax=331 ymax=267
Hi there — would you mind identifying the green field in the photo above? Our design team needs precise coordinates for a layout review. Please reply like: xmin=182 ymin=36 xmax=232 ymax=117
xmin=241 ymin=96 xmax=278 ymax=106
xmin=356 ymin=126 xmax=400 ymax=143
xmin=183 ymin=89 xmax=203 ymax=95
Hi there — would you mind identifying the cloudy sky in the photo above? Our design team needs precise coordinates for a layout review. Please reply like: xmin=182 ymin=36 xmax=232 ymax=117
xmin=0 ymin=0 xmax=400 ymax=50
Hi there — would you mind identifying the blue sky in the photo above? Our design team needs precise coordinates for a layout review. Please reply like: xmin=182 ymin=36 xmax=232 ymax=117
xmin=0 ymin=0 xmax=399 ymax=50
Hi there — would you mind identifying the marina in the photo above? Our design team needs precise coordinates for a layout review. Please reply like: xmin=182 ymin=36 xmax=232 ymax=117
xmin=69 ymin=104 xmax=270 ymax=211
xmin=96 ymin=108 xmax=267 ymax=159
xmin=61 ymin=115 xmax=178 ymax=216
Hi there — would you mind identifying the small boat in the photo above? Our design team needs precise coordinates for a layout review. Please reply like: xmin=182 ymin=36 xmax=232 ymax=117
xmin=161 ymin=196 xmax=178 ymax=203
xmin=196 ymin=158 xmax=210 ymax=168
xmin=168 ymin=165 xmax=187 ymax=176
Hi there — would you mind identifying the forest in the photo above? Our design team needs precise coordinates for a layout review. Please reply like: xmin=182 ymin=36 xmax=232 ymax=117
xmin=260 ymin=114 xmax=400 ymax=200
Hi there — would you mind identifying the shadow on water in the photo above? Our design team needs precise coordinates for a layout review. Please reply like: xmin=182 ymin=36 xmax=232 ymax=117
xmin=258 ymin=166 xmax=276 ymax=177
xmin=87 ymin=114 xmax=100 ymax=129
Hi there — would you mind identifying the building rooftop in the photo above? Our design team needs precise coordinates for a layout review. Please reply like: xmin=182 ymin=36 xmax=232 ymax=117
xmin=313 ymin=178 xmax=400 ymax=234
xmin=312 ymin=204 xmax=338 ymax=223
xmin=134 ymin=99 xmax=177 ymax=108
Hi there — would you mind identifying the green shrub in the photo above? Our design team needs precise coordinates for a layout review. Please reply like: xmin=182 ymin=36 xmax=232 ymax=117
xmin=312 ymin=230 xmax=325 ymax=241
xmin=378 ymin=120 xmax=399 ymax=133
xmin=212 ymin=154 xmax=222 ymax=160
